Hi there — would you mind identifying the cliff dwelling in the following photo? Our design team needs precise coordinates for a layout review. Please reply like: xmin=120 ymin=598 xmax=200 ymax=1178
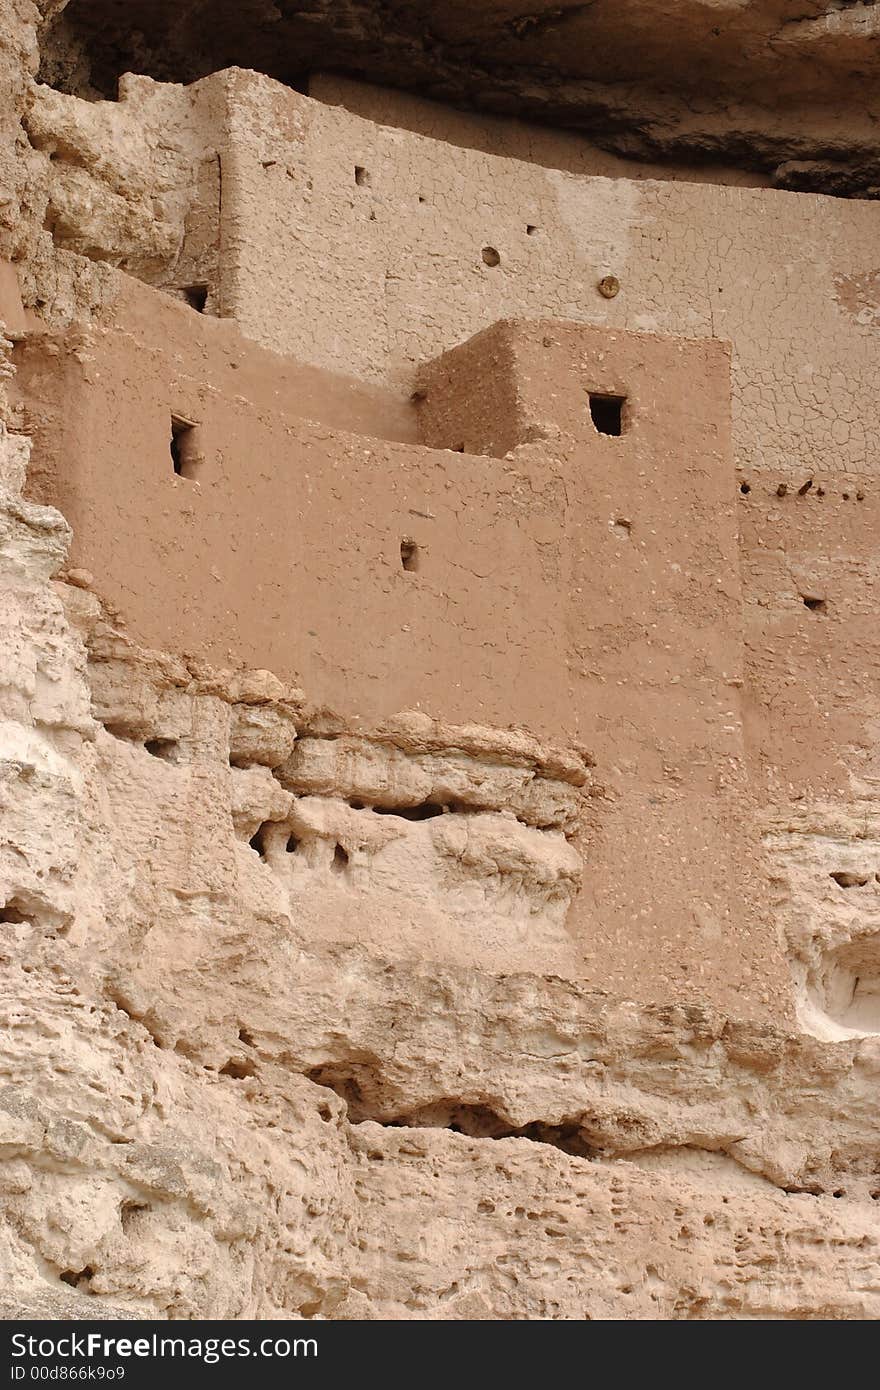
xmin=0 ymin=0 xmax=879 ymax=1324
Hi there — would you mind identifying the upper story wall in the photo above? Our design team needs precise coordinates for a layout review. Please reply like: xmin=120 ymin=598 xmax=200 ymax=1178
xmin=26 ymin=67 xmax=880 ymax=487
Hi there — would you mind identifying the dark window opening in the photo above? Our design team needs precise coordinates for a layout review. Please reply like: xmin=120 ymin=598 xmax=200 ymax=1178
xmin=181 ymin=284 xmax=208 ymax=312
xmin=400 ymin=538 xmax=419 ymax=572
xmin=373 ymin=802 xmax=448 ymax=821
xmin=286 ymin=833 xmax=300 ymax=854
xmin=481 ymin=246 xmax=501 ymax=267
xmin=170 ymin=416 xmax=202 ymax=479
xmin=589 ymin=394 xmax=626 ymax=437
xmin=354 ymin=166 xmax=371 ymax=186
xmin=59 ymin=1267 xmax=94 ymax=1290
xmin=802 ymin=595 xmax=827 ymax=613
xmin=740 ymin=481 xmax=751 ymax=495
xmin=526 ymin=224 xmax=538 ymax=236
xmin=331 ymin=843 xmax=349 ymax=874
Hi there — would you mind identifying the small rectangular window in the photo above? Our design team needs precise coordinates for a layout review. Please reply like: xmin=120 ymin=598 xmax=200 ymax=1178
xmin=182 ymin=284 xmax=209 ymax=312
xmin=589 ymin=393 xmax=626 ymax=437
xmin=170 ymin=416 xmax=202 ymax=479
xmin=400 ymin=538 xmax=419 ymax=572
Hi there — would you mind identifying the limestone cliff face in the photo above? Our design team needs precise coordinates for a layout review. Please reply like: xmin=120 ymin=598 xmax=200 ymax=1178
xmin=2 ymin=0 xmax=880 ymax=1323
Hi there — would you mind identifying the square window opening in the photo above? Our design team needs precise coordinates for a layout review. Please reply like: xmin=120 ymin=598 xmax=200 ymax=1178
xmin=589 ymin=393 xmax=626 ymax=437
xmin=181 ymin=284 xmax=209 ymax=312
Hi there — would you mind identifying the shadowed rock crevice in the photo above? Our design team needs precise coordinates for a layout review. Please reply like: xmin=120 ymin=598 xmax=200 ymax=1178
xmin=306 ymin=1070 xmax=600 ymax=1157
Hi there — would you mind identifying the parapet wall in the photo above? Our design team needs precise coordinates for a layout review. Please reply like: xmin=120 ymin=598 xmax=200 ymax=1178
xmin=307 ymin=74 xmax=774 ymax=188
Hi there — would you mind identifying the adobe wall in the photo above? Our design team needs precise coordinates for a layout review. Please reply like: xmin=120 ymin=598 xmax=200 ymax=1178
xmin=212 ymin=68 xmax=880 ymax=488
xmin=25 ymin=67 xmax=880 ymax=487
xmin=15 ymin=302 xmax=735 ymax=739
xmin=13 ymin=299 xmax=788 ymax=1017
xmin=741 ymin=468 xmax=880 ymax=799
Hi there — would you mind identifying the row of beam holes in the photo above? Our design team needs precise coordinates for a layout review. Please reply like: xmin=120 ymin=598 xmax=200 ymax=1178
xmin=737 ymin=476 xmax=867 ymax=616
xmin=739 ymin=479 xmax=866 ymax=501
xmin=738 ymin=475 xmax=866 ymax=616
